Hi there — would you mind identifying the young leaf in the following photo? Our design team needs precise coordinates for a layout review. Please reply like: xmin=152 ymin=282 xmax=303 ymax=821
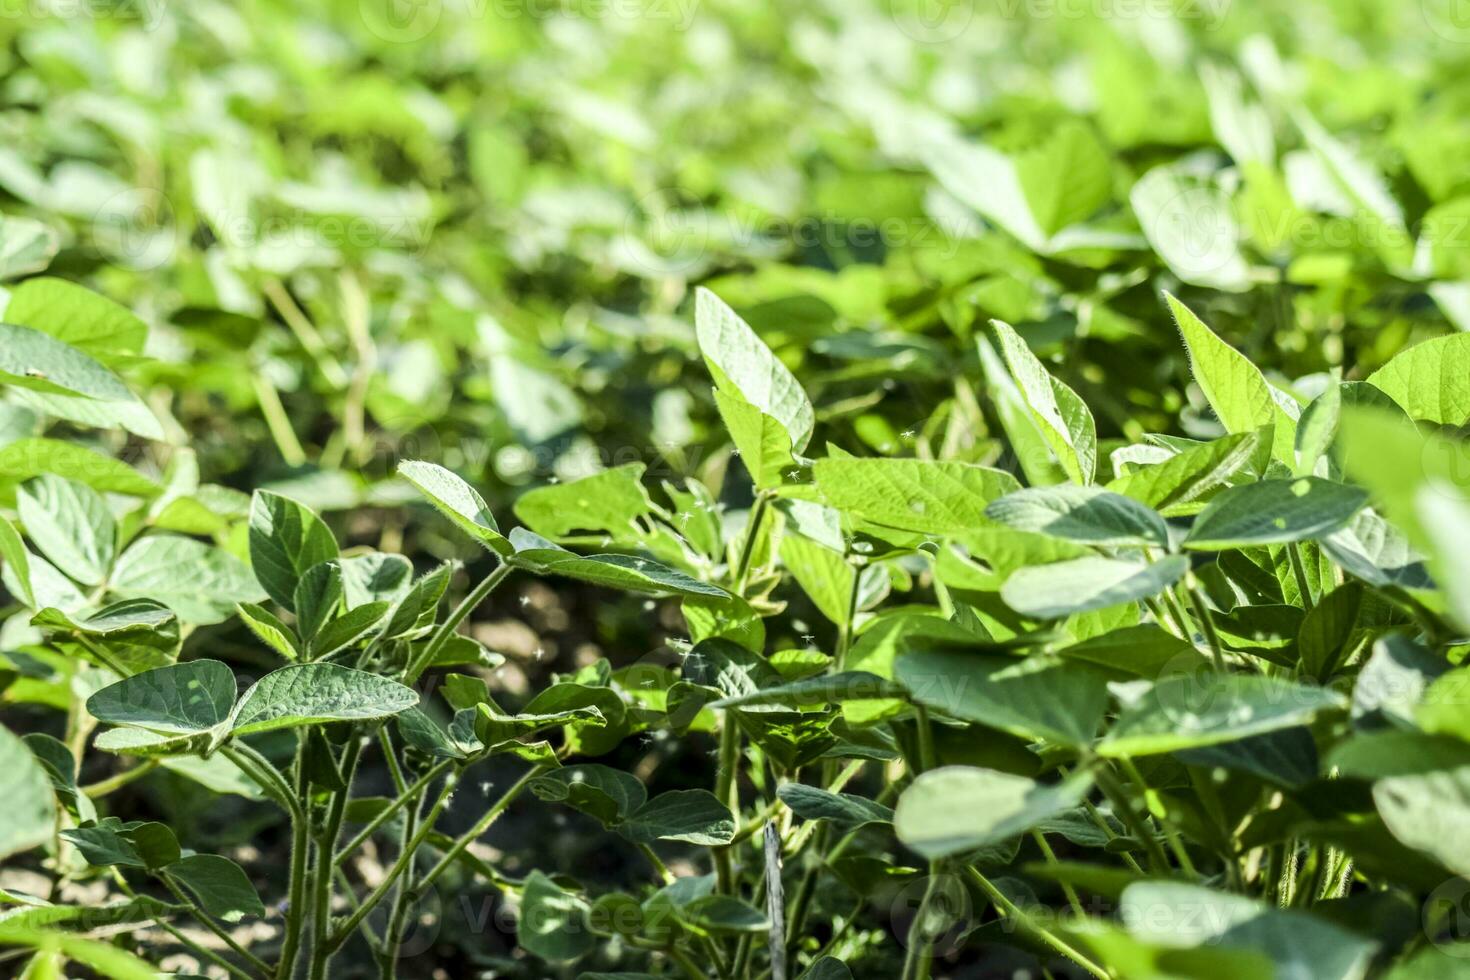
xmin=1000 ymin=555 xmax=1189 ymax=619
xmin=894 ymin=766 xmax=1095 ymax=859
xmin=293 ymin=560 xmax=344 ymax=642
xmin=236 ymin=602 xmax=301 ymax=660
xmin=1183 ymin=478 xmax=1367 ymax=549
xmin=985 ymin=485 xmax=1168 ymax=548
xmin=1108 ymin=429 xmax=1270 ymax=515
xmin=398 ymin=460 xmax=513 ymax=557
xmin=695 ymin=288 xmax=814 ymax=453
xmin=509 ymin=530 xmax=726 ymax=597
xmin=620 ymin=789 xmax=736 ymax=846
xmin=110 ymin=535 xmax=265 ymax=625
xmin=1167 ymin=293 xmax=1297 ymax=463
xmin=991 ymin=319 xmax=1097 ymax=484
xmin=17 ymin=475 xmax=115 ymax=586
xmin=249 ymin=491 xmax=340 ymax=610
xmin=1364 ymin=333 xmax=1470 ymax=425
xmin=3 ymin=277 xmax=147 ymax=360
xmin=0 ymin=514 xmax=34 ymax=607
xmin=0 ymin=725 xmax=57 ymax=861
xmin=812 ymin=457 xmax=1020 ymax=535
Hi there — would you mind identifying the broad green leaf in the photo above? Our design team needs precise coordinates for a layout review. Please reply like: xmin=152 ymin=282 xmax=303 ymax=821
xmin=675 ymin=894 xmax=768 ymax=934
xmin=512 ymin=463 xmax=656 ymax=542
xmin=780 ymin=532 xmax=856 ymax=626
xmin=1366 ymin=333 xmax=1470 ymax=425
xmin=31 ymin=599 xmax=180 ymax=673
xmin=0 ymin=895 xmax=172 ymax=932
xmin=509 ymin=530 xmax=725 ymax=597
xmin=1108 ymin=429 xmax=1270 ymax=516
xmin=311 ymin=601 xmax=389 ymax=658
xmin=23 ymin=733 xmax=94 ymax=822
xmin=398 ymin=460 xmax=513 ymax=556
xmin=0 ymin=925 xmax=161 ymax=980
xmin=1295 ymin=384 xmax=1341 ymax=477
xmin=518 ymin=870 xmax=595 ymax=964
xmin=991 ymin=319 xmax=1096 ymax=484
xmin=898 ymin=651 xmax=1109 ymax=747
xmin=978 ymin=336 xmax=1070 ymax=487
xmin=1118 ymin=881 xmax=1376 ymax=980
xmin=530 ymin=764 xmax=647 ymax=827
xmin=695 ymin=288 xmax=814 ymax=452
xmin=813 ymin=457 xmax=1020 ymax=535
xmin=474 ymin=700 xmax=606 ymax=749
xmin=227 ymin=663 xmax=417 ymax=737
xmin=894 ymin=766 xmax=1094 ymax=859
xmin=1321 ymin=510 xmax=1433 ymax=591
xmin=249 ymin=490 xmax=340 ymax=610
xmin=293 ymin=560 xmax=344 ymax=641
xmin=111 ymin=535 xmax=265 ymax=625
xmin=620 ymin=789 xmax=735 ymax=845
xmin=165 ymin=855 xmax=264 ymax=923
xmin=777 ymin=784 xmax=893 ymax=829
xmin=1100 ymin=674 xmax=1345 ymax=757
xmin=1167 ymin=293 xmax=1297 ymax=463
xmin=711 ymin=671 xmax=904 ymax=709
xmin=1184 ymin=478 xmax=1367 ymax=549
xmin=4 ymin=278 xmax=147 ymax=361
xmin=17 ymin=475 xmax=115 ymax=586
xmin=1133 ymin=167 xmax=1252 ymax=292
xmin=0 ymin=725 xmax=56 ymax=861
xmin=0 ymin=323 xmax=161 ymax=439
xmin=0 ymin=439 xmax=159 ymax=496
xmin=1014 ymin=120 xmax=1111 ymax=237
xmin=0 ymin=514 xmax=33 ymax=607
xmin=1000 ymin=556 xmax=1189 ymax=619
xmin=715 ymin=388 xmax=801 ymax=489
xmin=985 ymin=485 xmax=1167 ymax=548
xmin=87 ymin=660 xmax=236 ymax=734
xmin=1058 ymin=624 xmax=1207 ymax=679
xmin=338 ymin=552 xmax=413 ymax=608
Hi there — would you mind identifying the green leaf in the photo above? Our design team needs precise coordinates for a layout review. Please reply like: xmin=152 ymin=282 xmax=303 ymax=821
xmin=1014 ymin=120 xmax=1111 ymax=237
xmin=985 ymin=485 xmax=1167 ymax=548
xmin=780 ymin=532 xmax=857 ymax=626
xmin=1108 ymin=429 xmax=1270 ymax=516
xmin=17 ymin=475 xmax=115 ymax=586
xmin=1366 ymin=333 xmax=1470 ymax=425
xmin=695 ymin=288 xmax=814 ymax=452
xmin=1295 ymin=383 xmax=1342 ymax=477
xmin=398 ymin=460 xmax=513 ymax=557
xmin=1058 ymin=624 xmax=1207 ymax=679
xmin=1183 ymin=478 xmax=1367 ymax=549
xmin=249 ymin=491 xmax=340 ymax=610
xmin=0 ymin=926 xmax=160 ymax=980
xmin=512 ymin=463 xmax=657 ymax=542
xmin=812 ymin=457 xmax=1020 ymax=535
xmin=991 ymin=320 xmax=1096 ymax=483
xmin=110 ymin=534 xmax=266 ymax=625
xmin=0 ymin=439 xmax=159 ymax=496
xmin=777 ymin=784 xmax=893 ymax=829
xmin=0 ymin=725 xmax=56 ymax=861
xmin=518 ymin=870 xmax=595 ymax=964
xmin=227 ymin=663 xmax=417 ymax=738
xmin=620 ymin=789 xmax=735 ymax=845
xmin=1000 ymin=556 xmax=1189 ymax=619
xmin=799 ymin=957 xmax=855 ymax=980
xmin=165 ymin=855 xmax=264 ymax=923
xmin=1100 ymin=674 xmax=1345 ymax=757
xmin=509 ymin=530 xmax=726 ymax=597
xmin=894 ymin=766 xmax=1095 ymax=859
xmin=236 ymin=602 xmax=300 ymax=660
xmin=338 ymin=552 xmax=413 ymax=608
xmin=1167 ymin=293 xmax=1297 ymax=463
xmin=715 ymin=389 xmax=802 ymax=489
xmin=897 ymin=651 xmax=1109 ymax=747
xmin=3 ymin=278 xmax=147 ymax=361
xmin=293 ymin=560 xmax=344 ymax=642
xmin=87 ymin=660 xmax=237 ymax=735
xmin=0 ymin=515 xmax=33 ymax=607
xmin=531 ymin=765 xmax=647 ymax=827
xmin=31 ymin=599 xmax=180 ymax=673
xmin=1133 ymin=167 xmax=1252 ymax=292
xmin=311 ymin=601 xmax=389 ymax=658
xmin=676 ymin=894 xmax=769 ymax=934
xmin=0 ymin=323 xmax=161 ymax=440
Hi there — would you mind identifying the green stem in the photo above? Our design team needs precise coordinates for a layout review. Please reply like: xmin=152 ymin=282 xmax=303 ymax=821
xmin=1031 ymin=830 xmax=1085 ymax=916
xmin=111 ymin=871 xmax=254 ymax=980
xmin=159 ymin=873 xmax=274 ymax=977
xmin=411 ymin=765 xmax=543 ymax=898
xmin=308 ymin=739 xmax=363 ymax=980
xmin=1119 ymin=757 xmax=1198 ymax=879
xmin=377 ymin=782 xmax=424 ymax=977
xmin=251 ymin=374 xmax=307 ymax=468
xmin=733 ymin=493 xmax=771 ymax=591
xmin=1184 ymin=580 xmax=1228 ymax=673
xmin=1094 ymin=764 xmax=1170 ymax=875
xmin=405 ymin=563 xmax=512 ymax=683
xmin=901 ymin=861 xmax=942 ymax=980
xmin=713 ymin=710 xmax=741 ymax=895
xmin=335 ymin=759 xmax=456 ymax=868
xmin=222 ymin=743 xmax=303 ymax=822
xmin=277 ymin=742 xmax=311 ymax=979
xmin=638 ymin=843 xmax=675 ymax=885
xmin=962 ymin=867 xmax=1109 ymax=980
xmin=327 ymin=771 xmax=459 ymax=952
xmin=81 ymin=759 xmax=158 ymax=798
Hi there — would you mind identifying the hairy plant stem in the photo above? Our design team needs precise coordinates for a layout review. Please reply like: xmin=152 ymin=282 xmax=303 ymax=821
xmin=222 ymin=743 xmax=302 ymax=822
xmin=1119 ymin=757 xmax=1198 ymax=879
xmin=901 ymin=860 xmax=943 ymax=980
xmin=405 ymin=562 xmax=512 ymax=683
xmin=961 ymin=867 xmax=1109 ymax=980
xmin=335 ymin=758 xmax=457 ymax=868
xmin=109 ymin=869 xmax=257 ymax=980
xmin=376 ymin=779 xmax=424 ymax=978
xmin=81 ymin=759 xmax=158 ymax=797
xmin=277 ymin=740 xmax=311 ymax=979
xmin=410 ymin=765 xmax=544 ymax=899
xmin=327 ymin=771 xmax=458 ymax=951
xmin=308 ymin=738 xmax=364 ymax=980
xmin=713 ymin=710 xmax=741 ymax=895
xmin=159 ymin=872 xmax=274 ymax=977
xmin=1031 ymin=831 xmax=1085 ymax=916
